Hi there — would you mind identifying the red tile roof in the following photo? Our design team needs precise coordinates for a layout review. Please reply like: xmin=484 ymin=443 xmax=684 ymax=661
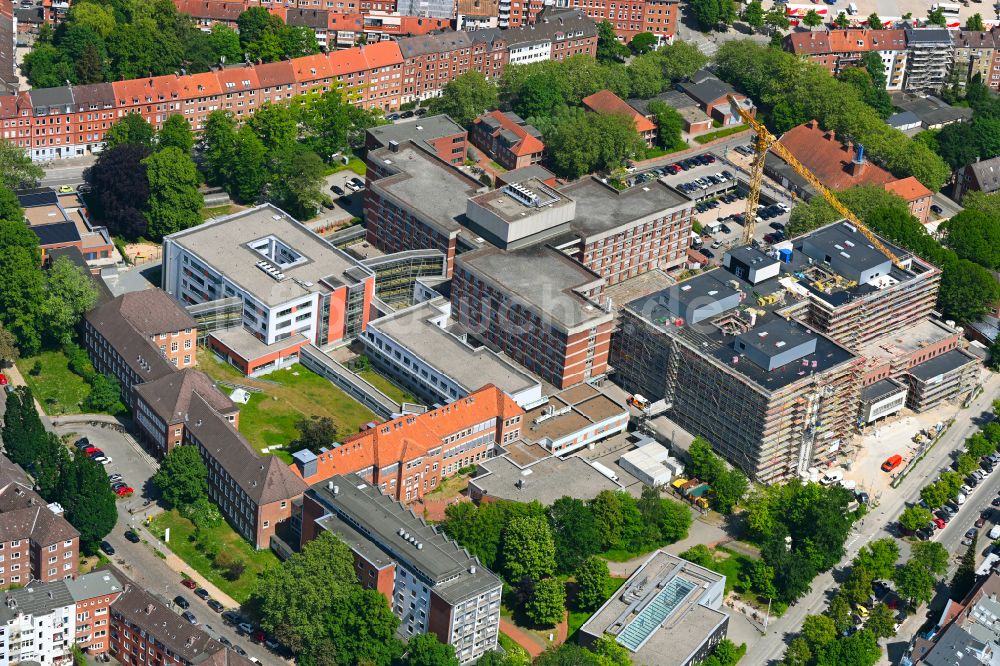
xmin=291 ymin=385 xmax=523 ymax=485
xmin=786 ymin=28 xmax=906 ymax=55
xmin=174 ymin=0 xmax=246 ymax=21
xmin=327 ymin=12 xmax=363 ymax=30
xmin=474 ymin=110 xmax=545 ymax=157
xmin=214 ymin=65 xmax=260 ymax=91
xmin=293 ymin=53 xmax=334 ymax=84
xmin=180 ymin=71 xmax=223 ymax=100
xmin=778 ymin=120 xmax=895 ymax=190
xmin=581 ymin=89 xmax=656 ymax=133
xmin=254 ymin=60 xmax=296 ymax=88
xmin=112 ymin=75 xmax=182 ymax=104
xmin=362 ymin=40 xmax=404 ymax=69
xmin=883 ymin=176 xmax=931 ymax=203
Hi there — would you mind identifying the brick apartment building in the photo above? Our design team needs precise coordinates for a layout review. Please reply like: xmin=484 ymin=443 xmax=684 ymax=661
xmin=289 ymin=384 xmax=523 ymax=501
xmin=82 ymin=290 xmax=197 ymax=407
xmin=0 ymin=454 xmax=80 ymax=589
xmin=66 ymin=571 xmax=124 ymax=657
xmin=884 ymin=176 xmax=933 ymax=224
xmin=184 ymin=392 xmax=307 ymax=549
xmin=784 ymin=29 xmax=908 ymax=91
xmin=452 ymin=244 xmax=615 ymax=388
xmin=299 ymin=475 xmax=503 ymax=664
xmin=366 ymin=112 xmax=469 ymax=165
xmin=557 ymin=0 xmax=677 ymax=44
xmin=110 ymin=582 xmax=254 ymax=666
xmin=133 ymin=369 xmax=240 ymax=457
xmin=470 ymin=110 xmax=545 ymax=170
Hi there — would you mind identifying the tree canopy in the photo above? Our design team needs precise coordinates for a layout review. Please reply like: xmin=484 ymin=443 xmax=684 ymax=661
xmin=428 ymin=71 xmax=499 ymax=127
xmin=152 ymin=445 xmax=209 ymax=509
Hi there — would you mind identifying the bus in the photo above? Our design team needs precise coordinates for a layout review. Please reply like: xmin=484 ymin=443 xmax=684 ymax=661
xmin=931 ymin=3 xmax=961 ymax=16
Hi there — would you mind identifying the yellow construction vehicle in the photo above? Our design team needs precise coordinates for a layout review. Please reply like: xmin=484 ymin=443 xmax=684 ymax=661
xmin=727 ymin=96 xmax=905 ymax=270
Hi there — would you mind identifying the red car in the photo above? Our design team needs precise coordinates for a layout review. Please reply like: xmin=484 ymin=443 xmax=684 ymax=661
xmin=114 ymin=486 xmax=134 ymax=497
xmin=181 ymin=578 xmax=197 ymax=590
xmin=933 ymin=517 xmax=946 ymax=529
xmin=84 ymin=447 xmax=100 ymax=455
xmin=0 ymin=373 xmax=8 ymax=385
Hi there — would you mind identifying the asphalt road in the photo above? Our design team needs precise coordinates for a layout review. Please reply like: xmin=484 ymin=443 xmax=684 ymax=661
xmin=39 ymin=156 xmax=95 ymax=189
xmin=744 ymin=372 xmax=1000 ymax=666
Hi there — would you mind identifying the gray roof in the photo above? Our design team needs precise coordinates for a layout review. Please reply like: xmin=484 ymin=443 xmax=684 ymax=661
xmin=456 ymin=244 xmax=613 ymax=331
xmin=64 ymin=570 xmax=124 ymax=602
xmin=368 ymin=143 xmax=482 ymax=237
xmin=861 ymin=378 xmax=907 ymax=403
xmin=70 ymin=83 xmax=115 ymax=110
xmin=307 ymin=474 xmax=502 ymax=604
xmin=367 ymin=114 xmax=465 ymax=152
xmin=680 ymin=71 xmax=737 ymax=107
xmin=905 ymin=26 xmax=954 ymax=44
xmin=801 ymin=222 xmax=890 ymax=274
xmin=919 ymin=622 xmax=986 ymax=666
xmin=133 ymin=368 xmax=237 ymax=425
xmin=186 ymin=392 xmax=307 ymax=505
xmin=560 ymin=177 xmax=689 ymax=240
xmin=891 ymin=92 xmax=973 ymax=127
xmin=0 ymin=579 xmax=75 ymax=623
xmin=470 ymin=454 xmax=622 ymax=505
xmin=83 ymin=294 xmax=178 ymax=385
xmin=367 ymin=297 xmax=540 ymax=397
xmin=164 ymin=204 xmax=369 ymax=307
xmin=29 ymin=86 xmax=74 ymax=112
xmin=0 ymin=453 xmax=80 ymax=545
xmin=499 ymin=164 xmax=557 ymax=184
xmin=908 ymin=348 xmax=978 ymax=382
xmin=627 ymin=90 xmax=701 ymax=116
xmin=284 ymin=8 xmax=329 ymax=28
xmin=470 ymin=9 xmax=597 ymax=48
xmin=395 ymin=0 xmax=455 ymax=19
xmin=103 ymin=289 xmax=196 ymax=337
xmin=111 ymin=584 xmax=227 ymax=662
xmin=966 ymin=155 xmax=1000 ymax=193
xmin=397 ymin=31 xmax=474 ymax=58
xmin=887 ymin=110 xmax=921 ymax=128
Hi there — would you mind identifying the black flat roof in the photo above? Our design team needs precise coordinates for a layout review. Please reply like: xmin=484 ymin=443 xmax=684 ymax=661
xmin=32 ymin=222 xmax=80 ymax=246
xmin=908 ymin=349 xmax=977 ymax=382
xmin=861 ymin=378 xmax=906 ymax=403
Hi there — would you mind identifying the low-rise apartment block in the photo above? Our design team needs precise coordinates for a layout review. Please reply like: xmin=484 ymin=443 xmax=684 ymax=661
xmin=290 ymin=384 xmax=523 ymax=502
xmin=784 ymin=29 xmax=907 ymax=90
xmin=951 ymin=28 xmax=1000 ymax=90
xmin=905 ymin=27 xmax=954 ymax=92
xmin=17 ymin=187 xmax=116 ymax=268
xmin=110 ymin=582 xmax=255 ymax=666
xmin=470 ymin=110 xmax=545 ymax=170
xmin=555 ymin=0 xmax=678 ymax=44
xmin=579 ymin=550 xmax=729 ymax=666
xmin=66 ymin=571 xmax=124 ymax=658
xmin=452 ymin=244 xmax=615 ymax=388
xmin=162 ymin=204 xmax=376 ymax=376
xmin=299 ymin=474 xmax=503 ymax=664
xmin=0 ymin=455 xmax=80 ymax=589
xmin=954 ymin=154 xmax=1000 ymax=202
xmin=82 ymin=290 xmax=197 ymax=405
xmin=361 ymin=296 xmax=544 ymax=408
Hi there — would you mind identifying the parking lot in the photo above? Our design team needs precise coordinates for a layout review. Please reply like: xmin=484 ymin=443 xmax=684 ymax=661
xmin=53 ymin=423 xmax=157 ymax=511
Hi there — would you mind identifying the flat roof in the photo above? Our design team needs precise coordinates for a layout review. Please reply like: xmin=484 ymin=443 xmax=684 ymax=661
xmin=858 ymin=318 xmax=957 ymax=361
xmin=470 ymin=455 xmax=622 ymax=505
xmin=520 ymin=383 xmax=626 ymax=443
xmin=468 ymin=178 xmax=572 ymax=224
xmin=369 ymin=143 xmax=482 ymax=237
xmin=580 ymin=550 xmax=728 ymax=666
xmin=209 ymin=328 xmax=308 ymax=362
xmin=309 ymin=475 xmax=502 ymax=604
xmin=560 ymin=177 xmax=689 ymax=239
xmin=24 ymin=204 xmax=68 ymax=227
xmin=367 ymin=114 xmax=465 ymax=150
xmin=165 ymin=204 xmax=369 ymax=306
xmin=802 ymin=222 xmax=891 ymax=274
xmin=456 ymin=244 xmax=612 ymax=330
xmin=908 ymin=348 xmax=978 ymax=382
xmin=368 ymin=298 xmax=540 ymax=396
xmin=31 ymin=220 xmax=81 ymax=246
xmin=861 ymin=378 xmax=907 ymax=403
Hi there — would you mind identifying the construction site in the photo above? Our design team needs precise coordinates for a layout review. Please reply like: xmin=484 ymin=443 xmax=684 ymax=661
xmin=611 ymin=221 xmax=960 ymax=485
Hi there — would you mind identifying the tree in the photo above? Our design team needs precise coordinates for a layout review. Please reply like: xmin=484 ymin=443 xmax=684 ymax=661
xmin=630 ymin=32 xmax=657 ymax=54
xmin=574 ymin=556 xmax=611 ymax=612
xmin=143 ymin=147 xmax=203 ymax=240
xmin=84 ymin=374 xmax=124 ymax=414
xmin=501 ymin=515 xmax=556 ymax=582
xmin=308 ymin=586 xmax=404 ymax=665
xmin=801 ymin=614 xmax=838 ymax=652
xmin=814 ymin=629 xmax=880 ymax=666
xmin=689 ymin=0 xmax=737 ymax=30
xmin=688 ymin=437 xmax=725 ymax=481
xmin=952 ymin=531 xmax=979 ymax=599
xmin=269 ymin=144 xmax=326 ymax=219
xmin=228 ymin=125 xmax=268 ymax=203
xmin=967 ymin=12 xmax=985 ymax=30
xmin=547 ymin=497 xmax=601 ymax=573
xmin=956 ymin=452 xmax=979 ymax=476
xmin=838 ymin=67 xmax=893 ymax=119
xmin=297 ymin=88 xmax=354 ymax=159
xmin=898 ymin=505 xmax=933 ymax=533
xmin=712 ymin=468 xmax=748 ymax=514
xmin=647 ymin=100 xmax=685 ymax=150
xmin=524 ymin=577 xmax=566 ymax=627
xmin=764 ymin=8 xmax=790 ymax=33
xmin=1 ymin=386 xmax=47 ymax=469
xmin=627 ymin=54 xmax=664 ymax=99
xmin=657 ymin=40 xmax=708 ymax=83
xmin=0 ymin=217 xmax=46 ymax=355
xmin=158 ymin=114 xmax=194 ymax=153
xmin=428 ymin=71 xmax=499 ymax=127
xmin=802 ymin=9 xmax=823 ymax=28
xmin=744 ymin=0 xmax=765 ymax=30
xmin=104 ymin=113 xmax=154 ymax=150
xmin=0 ymin=141 xmax=43 ymax=190
xmin=867 ymin=12 xmax=881 ymax=28
xmin=920 ymin=482 xmax=951 ymax=509
xmin=82 ymin=144 xmax=152 ymax=240
xmin=681 ymin=544 xmax=715 ymax=569
xmin=63 ymin=452 xmax=118 ymax=554
xmin=547 ymin=111 xmax=646 ymax=180
xmin=783 ymin=638 xmax=813 ymax=666
xmin=832 ymin=12 xmax=850 ymax=28
xmin=0 ymin=321 xmax=18 ymax=364
xmin=894 ymin=558 xmax=936 ymax=606
xmin=596 ymin=20 xmax=628 ymax=62
xmin=939 ymin=259 xmax=1000 ymax=323
xmin=942 ymin=210 xmax=1000 ymax=269
xmin=592 ymin=637 xmax=631 ymax=665
xmin=207 ymin=23 xmax=241 ymax=64
xmin=853 ymin=538 xmax=900 ymax=581
xmin=152 ymin=445 xmax=209 ymax=509
xmin=248 ymin=102 xmax=298 ymax=152
xmin=293 ymin=416 xmax=337 ymax=454
xmin=401 ymin=633 xmax=459 ymax=666
xmin=928 ymin=7 xmax=947 ymax=26
xmin=202 ymin=110 xmax=238 ymax=185
xmin=21 ymin=43 xmax=73 ymax=88
xmin=41 ymin=256 xmax=98 ymax=346
xmin=866 ymin=603 xmax=897 ymax=639
xmin=912 ymin=540 xmax=949 ymax=574
xmin=827 ymin=592 xmax=853 ymax=634
xmin=967 ymin=433 xmax=996 ymax=459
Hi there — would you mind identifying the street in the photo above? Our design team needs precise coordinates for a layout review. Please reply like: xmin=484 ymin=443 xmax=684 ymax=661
xmin=39 ymin=155 xmax=95 ymax=189
xmin=744 ymin=372 xmax=1000 ymax=666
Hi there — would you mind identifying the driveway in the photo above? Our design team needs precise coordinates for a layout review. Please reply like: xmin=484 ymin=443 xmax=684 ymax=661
xmin=52 ymin=422 xmax=158 ymax=507
xmin=324 ymin=171 xmax=364 ymax=221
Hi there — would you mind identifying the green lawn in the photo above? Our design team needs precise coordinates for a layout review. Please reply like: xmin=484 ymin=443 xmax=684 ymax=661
xmin=695 ymin=124 xmax=749 ymax=145
xmin=200 ymin=355 xmax=377 ymax=460
xmin=489 ymin=160 xmax=508 ymax=173
xmin=17 ymin=351 xmax=91 ymax=415
xmin=150 ymin=509 xmax=279 ymax=604
xmin=358 ymin=369 xmax=412 ymax=404
xmin=200 ymin=204 xmax=238 ymax=220
xmin=324 ymin=155 xmax=367 ymax=176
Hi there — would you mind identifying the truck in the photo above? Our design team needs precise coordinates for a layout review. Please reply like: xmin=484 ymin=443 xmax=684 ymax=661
xmin=627 ymin=394 xmax=650 ymax=410
xmin=591 ymin=461 xmax=619 ymax=483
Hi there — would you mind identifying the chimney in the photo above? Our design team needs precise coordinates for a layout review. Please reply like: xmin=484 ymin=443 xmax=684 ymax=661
xmin=850 ymin=143 xmax=866 ymax=176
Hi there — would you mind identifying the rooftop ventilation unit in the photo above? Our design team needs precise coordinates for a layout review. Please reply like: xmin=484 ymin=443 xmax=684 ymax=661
xmin=503 ymin=182 xmax=541 ymax=207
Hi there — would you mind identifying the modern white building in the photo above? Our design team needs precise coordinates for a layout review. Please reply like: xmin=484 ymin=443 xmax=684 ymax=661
xmin=618 ymin=438 xmax=685 ymax=487
xmin=519 ymin=383 xmax=630 ymax=455
xmin=162 ymin=205 xmax=376 ymax=375
xmin=361 ymin=296 xmax=543 ymax=408
xmin=0 ymin=579 xmax=77 ymax=666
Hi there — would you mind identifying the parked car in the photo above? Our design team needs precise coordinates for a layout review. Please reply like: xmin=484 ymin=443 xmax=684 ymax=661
xmin=174 ymin=596 xmax=190 ymax=609
xmin=964 ymin=528 xmax=979 ymax=545
xmin=330 ymin=185 xmax=344 ymax=196
xmin=400 ymin=110 xmax=415 ymax=118
xmin=936 ymin=510 xmax=951 ymax=524
xmin=915 ymin=527 xmax=933 ymax=540
xmin=414 ymin=108 xmax=427 ymax=116
xmin=194 ymin=588 xmax=210 ymax=601
xmin=977 ymin=513 xmax=989 ymax=528
xmin=124 ymin=530 xmax=140 ymax=543
xmin=222 ymin=611 xmax=243 ymax=626
xmin=208 ymin=599 xmax=225 ymax=613
xmin=114 ymin=486 xmax=134 ymax=497
xmin=345 ymin=181 xmax=361 ymax=193
xmin=933 ymin=517 xmax=946 ymax=529
xmin=237 ymin=622 xmax=254 ymax=635
xmin=181 ymin=578 xmax=197 ymax=590
xmin=882 ymin=455 xmax=903 ymax=472
xmin=931 ymin=204 xmax=943 ymax=215
xmin=100 ymin=541 xmax=115 ymax=556
xmin=182 ymin=611 xmax=198 ymax=625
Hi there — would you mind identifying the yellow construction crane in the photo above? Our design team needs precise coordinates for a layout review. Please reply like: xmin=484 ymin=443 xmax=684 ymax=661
xmin=727 ymin=95 xmax=905 ymax=269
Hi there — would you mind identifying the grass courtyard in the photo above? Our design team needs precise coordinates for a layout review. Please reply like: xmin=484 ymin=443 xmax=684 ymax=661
xmin=150 ymin=509 xmax=279 ymax=603
xmin=17 ymin=351 xmax=92 ymax=415
xmin=200 ymin=355 xmax=377 ymax=461
xmin=358 ymin=369 xmax=412 ymax=404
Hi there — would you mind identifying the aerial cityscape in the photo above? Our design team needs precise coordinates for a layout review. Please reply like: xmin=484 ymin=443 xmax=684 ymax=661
xmin=4 ymin=0 xmax=1000 ymax=664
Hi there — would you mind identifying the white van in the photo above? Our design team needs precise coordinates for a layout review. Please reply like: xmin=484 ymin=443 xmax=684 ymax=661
xmin=820 ymin=469 xmax=844 ymax=486
xmin=957 ymin=492 xmax=967 ymax=505
xmin=990 ymin=525 xmax=1000 ymax=540
xmin=847 ymin=2 xmax=858 ymax=14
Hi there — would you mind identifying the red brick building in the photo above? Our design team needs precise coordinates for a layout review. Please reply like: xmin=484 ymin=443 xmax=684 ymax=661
xmin=0 ymin=454 xmax=80 ymax=589
xmin=470 ymin=110 xmax=545 ymax=170
xmin=559 ymin=0 xmax=677 ymax=43
xmin=66 ymin=570 xmax=125 ymax=657
xmin=884 ymin=176 xmax=933 ymax=224
xmin=784 ymin=29 xmax=909 ymax=91
xmin=290 ymin=384 xmax=523 ymax=502
xmin=582 ymin=89 xmax=657 ymax=147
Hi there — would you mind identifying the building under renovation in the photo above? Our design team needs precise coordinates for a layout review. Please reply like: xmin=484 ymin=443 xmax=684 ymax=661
xmin=612 ymin=222 xmax=948 ymax=484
